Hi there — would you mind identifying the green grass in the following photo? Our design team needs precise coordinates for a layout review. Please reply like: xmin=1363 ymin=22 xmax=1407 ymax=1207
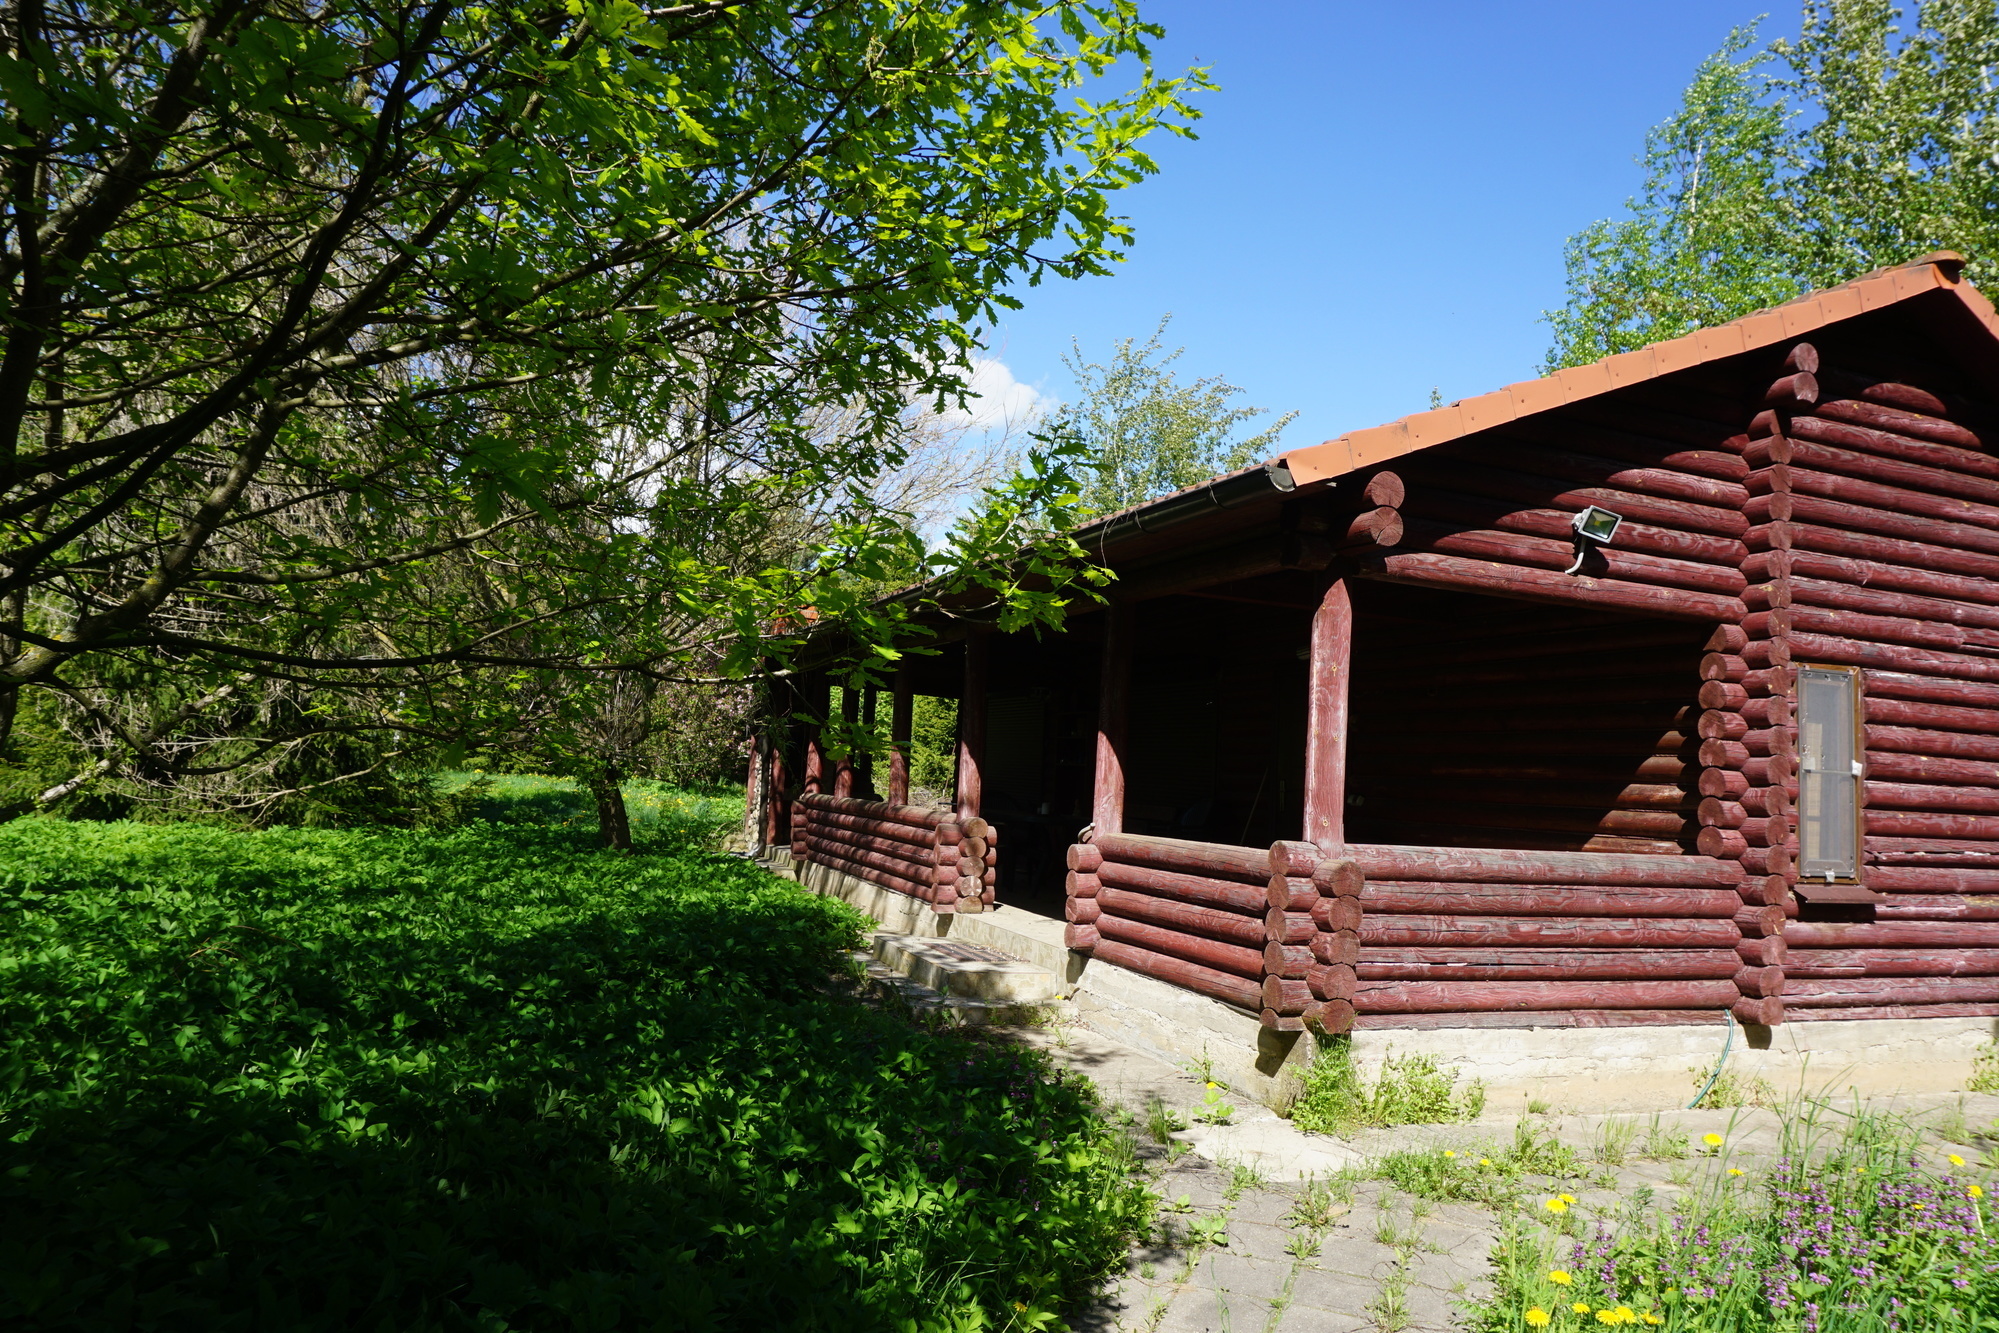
xmin=0 ymin=801 xmax=1150 ymax=1330
xmin=433 ymin=770 xmax=742 ymax=846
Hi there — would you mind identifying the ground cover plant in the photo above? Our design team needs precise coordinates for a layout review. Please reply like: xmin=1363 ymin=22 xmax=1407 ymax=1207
xmin=0 ymin=797 xmax=1151 ymax=1330
xmin=1470 ymin=1106 xmax=1999 ymax=1333
xmin=1289 ymin=1036 xmax=1488 ymax=1135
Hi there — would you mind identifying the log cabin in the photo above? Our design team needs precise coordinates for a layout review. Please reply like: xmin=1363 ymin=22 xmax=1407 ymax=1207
xmin=751 ymin=252 xmax=1999 ymax=1103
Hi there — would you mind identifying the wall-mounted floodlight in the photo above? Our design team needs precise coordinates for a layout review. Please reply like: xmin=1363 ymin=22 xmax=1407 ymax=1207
xmin=1565 ymin=505 xmax=1624 ymax=574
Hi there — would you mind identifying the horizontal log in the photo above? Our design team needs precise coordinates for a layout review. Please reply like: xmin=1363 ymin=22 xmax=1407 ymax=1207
xmin=1344 ymin=506 xmax=1405 ymax=549
xmin=1346 ymin=821 xmax=1689 ymax=857
xmin=1748 ymin=487 xmax=1999 ymax=560
xmin=1354 ymin=1008 xmax=1729 ymax=1030
xmin=1357 ymin=551 xmax=1747 ymax=623
xmin=1308 ymin=962 xmax=1358 ymax=1001
xmin=1703 ymin=652 xmax=1748 ymax=682
xmin=1438 ymin=437 xmax=1751 ymax=509
xmin=1759 ymin=578 xmax=1999 ymax=638
xmin=1741 ymin=698 xmax=1792 ymax=728
xmin=1308 ymin=899 xmax=1363 ymax=933
xmin=1700 ymin=769 xmax=1749 ymax=799
xmin=1754 ymin=519 xmax=1999 ymax=584
xmin=1356 ymin=948 xmax=1742 ymax=981
xmin=1091 ymin=939 xmax=1264 ymax=1010
xmin=1264 ymin=975 xmax=1312 ymax=1015
xmin=1865 ymin=670 xmax=1999 ymax=710
xmin=805 ymin=821 xmax=945 ymax=865
xmin=1868 ymin=809 xmax=1999 ymax=840
xmin=1701 ymin=739 xmax=1750 ymax=769
xmin=1066 ymin=897 xmax=1100 ymax=923
xmin=1312 ymin=858 xmax=1365 ymax=898
xmin=1748 ymin=432 xmax=1999 ymax=507
xmin=1094 ymin=832 xmax=1269 ymax=884
xmin=1791 ymin=407 xmax=1986 ymax=464
xmin=1736 ymin=965 xmax=1784 ymax=997
xmin=1355 ymin=978 xmax=1739 ymax=1013
xmin=1096 ymin=859 xmax=1268 ymax=915
xmin=1700 ymin=681 xmax=1748 ymax=710
xmin=1401 ymin=462 xmax=1750 ymax=537
xmin=1360 ymin=914 xmax=1740 ymax=948
xmin=1865 ymin=835 xmax=1999 ymax=865
xmin=1867 ymin=867 xmax=1999 ymax=895
xmin=1066 ymin=871 xmax=1101 ymax=898
xmin=1064 ymin=923 xmax=1099 ymax=950
xmin=1067 ymin=843 xmax=1103 ymax=872
xmin=1311 ymin=932 xmax=1362 ymax=966
xmin=1765 ymin=370 xmax=1818 ymax=408
xmin=1515 ymin=414 xmax=1750 ymax=481
xmin=1738 ymin=935 xmax=1787 ymax=965
xmin=1789 ymin=632 xmax=1999 ymax=686
xmin=1345 ymin=843 xmax=1734 ymax=886
xmin=1364 ymin=471 xmax=1408 ymax=507
xmin=1733 ymin=995 xmax=1785 ymax=1026
xmin=1814 ymin=375 xmax=1957 ymax=425
xmin=805 ymin=808 xmax=939 ymax=850
xmin=1747 ymin=549 xmax=1999 ymax=617
xmin=1399 ymin=519 xmax=1746 ymax=594
xmin=1360 ymin=881 xmax=1740 ymax=917
xmin=1097 ymin=885 xmax=1268 ymax=946
xmin=805 ymin=833 xmax=953 ymax=884
xmin=1265 ymin=941 xmax=1313 ymax=978
xmin=1785 ymin=1001 xmax=1999 ymax=1021
xmin=1267 ymin=874 xmax=1321 ymax=911
xmin=1096 ymin=912 xmax=1265 ymax=978
xmin=1869 ymin=727 xmax=1999 ymax=763
xmin=1699 ymin=710 xmax=1749 ymax=741
xmin=803 ymin=845 xmax=939 ymax=903
xmin=1699 ymin=799 xmax=1745 ymax=828
xmin=1738 ymin=905 xmax=1786 ymax=937
xmin=1751 ymin=461 xmax=1999 ymax=536
xmin=1784 ymin=977 xmax=1999 ymax=1006
xmin=1785 ymin=920 xmax=1999 ymax=948
xmin=1786 ymin=947 xmax=1999 ymax=978
xmin=1774 ymin=604 xmax=1999 ymax=655
xmin=1866 ymin=697 xmax=1999 ymax=735
xmin=1866 ymin=782 xmax=1999 ymax=813
xmin=795 ymin=791 xmax=948 ymax=829
xmin=1268 ymin=840 xmax=1320 ymax=878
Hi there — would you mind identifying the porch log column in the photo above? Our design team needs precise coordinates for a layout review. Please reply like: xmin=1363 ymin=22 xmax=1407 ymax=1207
xmin=888 ymin=664 xmax=913 ymax=807
xmin=1304 ymin=576 xmax=1354 ymax=853
xmin=1094 ymin=601 xmax=1135 ymax=836
xmin=801 ymin=673 xmax=828 ymax=798
xmin=956 ymin=631 xmax=989 ymax=821
xmin=859 ymin=686 xmax=878 ymax=797
xmin=834 ymin=684 xmax=859 ymax=798
xmin=742 ymin=731 xmax=767 ymax=853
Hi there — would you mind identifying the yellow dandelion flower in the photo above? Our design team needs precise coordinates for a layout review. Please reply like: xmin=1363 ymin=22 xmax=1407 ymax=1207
xmin=1545 ymin=1198 xmax=1569 ymax=1214
xmin=1526 ymin=1309 xmax=1551 ymax=1329
xmin=1206 ymin=1081 xmax=1220 ymax=1091
xmin=1560 ymin=1193 xmax=1578 ymax=1204
xmin=1702 ymin=1133 xmax=1724 ymax=1147
xmin=1013 ymin=1302 xmax=1028 ymax=1312
xmin=1615 ymin=1308 xmax=1637 ymax=1324
xmin=1445 ymin=1150 xmax=1458 ymax=1158
xmin=1643 ymin=1316 xmax=1664 ymax=1326
xmin=1548 ymin=1270 xmax=1574 ymax=1286
xmin=1480 ymin=1157 xmax=1493 ymax=1167
xmin=1727 ymin=1168 xmax=1745 ymax=1177
xmin=1596 ymin=1311 xmax=1619 ymax=1326
xmin=1573 ymin=1303 xmax=1593 ymax=1315
xmin=1914 ymin=1202 xmax=1927 ymax=1210
xmin=1950 ymin=1154 xmax=1966 ymax=1167
xmin=1971 ymin=1185 xmax=1985 ymax=1200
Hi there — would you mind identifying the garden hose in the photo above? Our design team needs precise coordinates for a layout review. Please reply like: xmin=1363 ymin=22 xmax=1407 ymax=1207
xmin=1687 ymin=1009 xmax=1736 ymax=1109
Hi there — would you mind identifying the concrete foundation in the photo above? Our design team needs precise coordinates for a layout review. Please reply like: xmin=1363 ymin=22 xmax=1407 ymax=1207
xmin=782 ymin=854 xmax=1998 ymax=1114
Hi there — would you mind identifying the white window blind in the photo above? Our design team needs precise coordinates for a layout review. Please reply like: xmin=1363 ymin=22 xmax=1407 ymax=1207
xmin=1797 ymin=666 xmax=1860 ymax=880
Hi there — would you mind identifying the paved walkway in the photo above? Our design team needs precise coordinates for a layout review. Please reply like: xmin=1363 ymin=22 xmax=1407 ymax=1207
xmin=1012 ymin=1026 xmax=1999 ymax=1333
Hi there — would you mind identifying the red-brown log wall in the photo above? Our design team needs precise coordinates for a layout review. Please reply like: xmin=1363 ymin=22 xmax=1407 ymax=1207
xmin=793 ymin=791 xmax=997 ymax=914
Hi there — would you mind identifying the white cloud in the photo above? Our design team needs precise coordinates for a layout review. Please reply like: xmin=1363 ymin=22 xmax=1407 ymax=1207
xmin=938 ymin=357 xmax=1049 ymax=435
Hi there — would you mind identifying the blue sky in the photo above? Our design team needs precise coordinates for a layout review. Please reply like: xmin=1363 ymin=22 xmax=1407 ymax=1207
xmin=960 ymin=1 xmax=1789 ymax=452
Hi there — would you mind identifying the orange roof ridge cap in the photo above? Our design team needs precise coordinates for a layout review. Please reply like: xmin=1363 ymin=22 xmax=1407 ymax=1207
xmin=1274 ymin=257 xmax=1984 ymax=489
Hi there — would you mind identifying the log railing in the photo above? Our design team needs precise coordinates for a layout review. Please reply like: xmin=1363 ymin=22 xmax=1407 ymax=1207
xmin=1064 ymin=832 xmax=1754 ymax=1032
xmin=792 ymin=792 xmax=997 ymax=915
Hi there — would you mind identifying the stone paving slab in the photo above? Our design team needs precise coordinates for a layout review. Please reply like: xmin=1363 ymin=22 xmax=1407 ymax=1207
xmin=1018 ymin=1017 xmax=1999 ymax=1332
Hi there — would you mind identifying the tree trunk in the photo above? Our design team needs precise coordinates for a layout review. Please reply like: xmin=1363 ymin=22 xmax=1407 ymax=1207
xmin=589 ymin=766 xmax=632 ymax=851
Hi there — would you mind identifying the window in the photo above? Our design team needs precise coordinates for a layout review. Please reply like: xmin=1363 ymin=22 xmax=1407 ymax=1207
xmin=1797 ymin=665 xmax=1861 ymax=881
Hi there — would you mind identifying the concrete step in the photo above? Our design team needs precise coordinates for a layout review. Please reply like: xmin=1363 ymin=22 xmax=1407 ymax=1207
xmin=870 ymin=931 xmax=1063 ymax=1004
xmin=852 ymin=951 xmax=1069 ymax=1027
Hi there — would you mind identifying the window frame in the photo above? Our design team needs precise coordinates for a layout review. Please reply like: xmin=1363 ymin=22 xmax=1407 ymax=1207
xmin=1794 ymin=662 xmax=1864 ymax=885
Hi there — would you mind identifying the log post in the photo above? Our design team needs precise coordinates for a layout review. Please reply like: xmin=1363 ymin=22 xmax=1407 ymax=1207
xmin=956 ymin=631 xmax=989 ymax=822
xmin=1094 ymin=602 xmax=1134 ymax=835
xmin=742 ymin=731 xmax=767 ymax=853
xmin=767 ymin=723 xmax=791 ymax=849
xmin=833 ymin=684 xmax=859 ymax=799
xmin=888 ymin=664 xmax=912 ymax=807
xmin=858 ymin=686 xmax=878 ymax=797
xmin=1304 ymin=576 xmax=1354 ymax=853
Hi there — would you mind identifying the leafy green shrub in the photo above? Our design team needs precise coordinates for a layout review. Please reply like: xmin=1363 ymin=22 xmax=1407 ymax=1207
xmin=1290 ymin=1036 xmax=1487 ymax=1135
xmin=0 ymin=815 xmax=1148 ymax=1330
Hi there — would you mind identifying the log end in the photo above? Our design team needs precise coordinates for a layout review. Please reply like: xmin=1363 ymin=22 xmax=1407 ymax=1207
xmin=1260 ymin=1008 xmax=1306 ymax=1032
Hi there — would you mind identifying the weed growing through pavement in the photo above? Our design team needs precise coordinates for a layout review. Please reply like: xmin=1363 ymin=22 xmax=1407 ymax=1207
xmin=1372 ymin=1118 xmax=1588 ymax=1207
xmin=1291 ymin=1035 xmax=1487 ymax=1135
xmin=1688 ymin=1058 xmax=1774 ymax=1110
xmin=1639 ymin=1117 xmax=1690 ymax=1161
xmin=1970 ymin=1040 xmax=1999 ymax=1094
xmin=1148 ymin=1095 xmax=1190 ymax=1144
xmin=1224 ymin=1157 xmax=1270 ymax=1200
xmin=1196 ymin=1080 xmax=1238 ymax=1127
xmin=1592 ymin=1118 xmax=1640 ymax=1167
